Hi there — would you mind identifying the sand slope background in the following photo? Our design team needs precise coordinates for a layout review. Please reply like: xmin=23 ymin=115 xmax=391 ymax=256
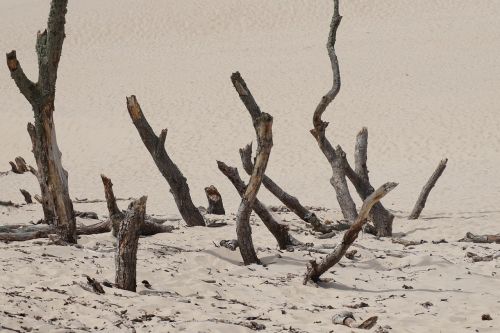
xmin=1 ymin=0 xmax=500 ymax=216
xmin=0 ymin=1 xmax=500 ymax=332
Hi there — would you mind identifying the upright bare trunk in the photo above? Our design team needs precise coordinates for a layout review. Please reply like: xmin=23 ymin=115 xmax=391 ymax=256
xmin=126 ymin=96 xmax=205 ymax=227
xmin=115 ymin=196 xmax=147 ymax=292
xmin=6 ymin=0 xmax=76 ymax=243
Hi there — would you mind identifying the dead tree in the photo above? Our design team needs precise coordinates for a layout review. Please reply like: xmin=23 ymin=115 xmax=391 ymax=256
xmin=205 ymin=185 xmax=225 ymax=215
xmin=126 ymin=96 xmax=205 ymax=227
xmin=115 ymin=196 xmax=146 ymax=292
xmin=310 ymin=1 xmax=394 ymax=236
xmin=6 ymin=0 xmax=76 ymax=243
xmin=217 ymin=161 xmax=299 ymax=249
xmin=409 ymin=158 xmax=448 ymax=219
xmin=101 ymin=174 xmax=125 ymax=236
xmin=303 ymin=182 xmax=397 ymax=284
xmin=19 ymin=189 xmax=33 ymax=204
xmin=239 ymin=143 xmax=332 ymax=233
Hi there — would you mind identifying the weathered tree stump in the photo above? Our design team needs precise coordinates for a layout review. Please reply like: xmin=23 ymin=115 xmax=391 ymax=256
xmin=126 ymin=96 xmax=205 ymax=227
xmin=6 ymin=0 xmax=76 ymax=243
xmin=115 ymin=196 xmax=147 ymax=292
xmin=19 ymin=189 xmax=33 ymax=204
xmin=205 ymin=185 xmax=225 ymax=215
xmin=409 ymin=158 xmax=448 ymax=219
xmin=304 ymin=182 xmax=397 ymax=284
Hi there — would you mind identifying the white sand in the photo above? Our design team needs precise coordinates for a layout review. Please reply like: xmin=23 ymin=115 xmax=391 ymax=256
xmin=0 ymin=1 xmax=499 ymax=332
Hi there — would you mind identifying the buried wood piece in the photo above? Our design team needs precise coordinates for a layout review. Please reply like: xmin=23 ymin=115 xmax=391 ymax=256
xmin=205 ymin=185 xmax=225 ymax=215
xmin=126 ymin=96 xmax=205 ymax=227
xmin=409 ymin=158 xmax=448 ymax=219
xmin=115 ymin=196 xmax=147 ymax=292
xmin=0 ymin=200 xmax=19 ymax=208
xmin=230 ymin=72 xmax=275 ymax=265
xmin=239 ymin=143 xmax=332 ymax=234
xmin=217 ymin=161 xmax=298 ymax=250
xmin=303 ymin=182 xmax=398 ymax=284
xmin=459 ymin=232 xmax=500 ymax=244
xmin=220 ymin=239 xmax=239 ymax=251
xmin=19 ymin=189 xmax=33 ymax=204
xmin=9 ymin=157 xmax=28 ymax=174
xmin=332 ymin=311 xmax=378 ymax=329
xmin=7 ymin=1 xmax=77 ymax=242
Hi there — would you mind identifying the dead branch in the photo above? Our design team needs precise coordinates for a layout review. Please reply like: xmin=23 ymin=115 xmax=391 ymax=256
xmin=205 ymin=185 xmax=225 ymax=215
xmin=0 ymin=200 xmax=19 ymax=208
xmin=19 ymin=189 xmax=33 ymax=204
xmin=240 ymin=143 xmax=332 ymax=234
xmin=9 ymin=157 xmax=29 ymax=174
xmin=217 ymin=161 xmax=298 ymax=250
xmin=126 ymin=95 xmax=205 ymax=227
xmin=304 ymin=182 xmax=398 ymax=284
xmin=392 ymin=238 xmax=427 ymax=247
xmin=459 ymin=232 xmax=500 ymax=244
xmin=409 ymin=158 xmax=448 ymax=219
xmin=332 ymin=311 xmax=378 ymax=330
xmin=115 ymin=196 xmax=146 ymax=292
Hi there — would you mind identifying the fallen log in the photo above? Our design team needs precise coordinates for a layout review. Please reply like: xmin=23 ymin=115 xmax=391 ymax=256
xmin=304 ymin=182 xmax=398 ymax=284
xmin=409 ymin=158 xmax=448 ymax=219
xmin=459 ymin=232 xmax=500 ymax=244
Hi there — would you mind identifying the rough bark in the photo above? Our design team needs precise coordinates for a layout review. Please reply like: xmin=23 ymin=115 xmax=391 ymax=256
xmin=239 ymin=143 xmax=332 ymax=233
xmin=303 ymin=182 xmax=398 ymax=284
xmin=18 ymin=189 xmax=33 ymax=204
xmin=126 ymin=95 xmax=205 ymax=227
xmin=409 ymin=158 xmax=448 ymax=219
xmin=101 ymin=174 xmax=125 ymax=236
xmin=115 ymin=196 xmax=146 ymax=292
xmin=205 ymin=185 xmax=225 ymax=215
xmin=217 ymin=161 xmax=297 ymax=250
xmin=6 ymin=0 xmax=76 ymax=243
xmin=230 ymin=72 xmax=276 ymax=264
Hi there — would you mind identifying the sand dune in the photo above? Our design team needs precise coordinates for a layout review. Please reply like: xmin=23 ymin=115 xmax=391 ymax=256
xmin=1 ymin=1 xmax=499 ymax=332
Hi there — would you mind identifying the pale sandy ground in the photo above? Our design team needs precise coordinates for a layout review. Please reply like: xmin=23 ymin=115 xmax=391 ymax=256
xmin=1 ymin=0 xmax=499 ymax=332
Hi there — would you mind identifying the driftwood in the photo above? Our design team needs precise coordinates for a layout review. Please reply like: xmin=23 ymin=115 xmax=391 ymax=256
xmin=217 ymin=161 xmax=298 ymax=250
xmin=239 ymin=144 xmax=332 ymax=234
xmin=126 ymin=95 xmax=205 ymax=227
xmin=220 ymin=239 xmax=239 ymax=251
xmin=304 ymin=182 xmax=398 ymax=284
xmin=9 ymin=157 xmax=31 ymax=174
xmin=409 ymin=158 xmax=448 ymax=219
xmin=229 ymin=72 xmax=285 ymax=265
xmin=310 ymin=1 xmax=394 ymax=236
xmin=332 ymin=311 xmax=378 ymax=330
xmin=115 ymin=197 xmax=146 ymax=292
xmin=205 ymin=185 xmax=225 ymax=215
xmin=459 ymin=232 xmax=500 ymax=244
xmin=6 ymin=0 xmax=76 ymax=243
xmin=19 ymin=189 xmax=33 ymax=204
xmin=0 ymin=200 xmax=19 ymax=208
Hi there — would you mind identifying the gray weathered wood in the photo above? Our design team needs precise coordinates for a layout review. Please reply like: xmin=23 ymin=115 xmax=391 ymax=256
xmin=205 ymin=185 xmax=225 ymax=215
xmin=304 ymin=182 xmax=397 ymax=284
xmin=115 ymin=196 xmax=146 ymax=292
xmin=126 ymin=96 xmax=205 ymax=227
xmin=6 ymin=0 xmax=76 ymax=243
xmin=409 ymin=158 xmax=448 ymax=219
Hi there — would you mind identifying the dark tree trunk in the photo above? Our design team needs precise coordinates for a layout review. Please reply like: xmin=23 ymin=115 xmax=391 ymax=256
xmin=230 ymin=72 xmax=275 ymax=265
xmin=303 ymin=182 xmax=397 ymax=284
xmin=115 ymin=196 xmax=147 ymax=292
xmin=409 ymin=158 xmax=448 ymax=219
xmin=126 ymin=96 xmax=205 ymax=227
xmin=6 ymin=0 xmax=76 ymax=243
xmin=217 ymin=161 xmax=297 ymax=250
xmin=205 ymin=185 xmax=225 ymax=215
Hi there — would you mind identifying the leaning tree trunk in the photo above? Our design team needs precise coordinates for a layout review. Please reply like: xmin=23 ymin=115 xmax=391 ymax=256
xmin=231 ymin=72 xmax=276 ymax=264
xmin=126 ymin=96 xmax=205 ymax=227
xmin=6 ymin=0 xmax=76 ymax=243
xmin=115 ymin=196 xmax=147 ymax=292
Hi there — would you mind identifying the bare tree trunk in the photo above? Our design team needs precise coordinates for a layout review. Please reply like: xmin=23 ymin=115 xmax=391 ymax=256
xmin=230 ymin=72 xmax=276 ymax=265
xmin=125 ymin=96 xmax=205 ymax=227
xmin=239 ymin=143 xmax=331 ymax=233
xmin=205 ymin=185 xmax=225 ymax=215
xmin=115 ymin=196 xmax=146 ymax=292
xmin=409 ymin=158 xmax=448 ymax=219
xmin=6 ymin=0 xmax=76 ymax=243
xmin=217 ymin=161 xmax=298 ymax=250
xmin=303 ymin=182 xmax=397 ymax=284
xmin=101 ymin=174 xmax=125 ymax=236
